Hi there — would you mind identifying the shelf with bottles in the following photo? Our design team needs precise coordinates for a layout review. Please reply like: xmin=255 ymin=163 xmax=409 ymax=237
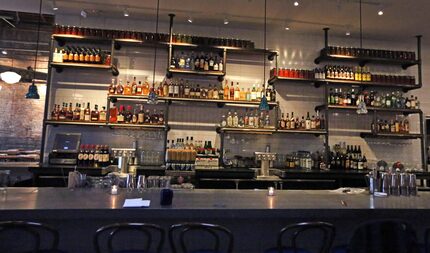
xmin=107 ymin=78 xmax=277 ymax=108
xmin=360 ymin=132 xmax=422 ymax=139
xmin=49 ymin=102 xmax=108 ymax=125
xmin=51 ymin=45 xmax=112 ymax=68
xmin=217 ymin=127 xmax=276 ymax=134
xmin=277 ymin=111 xmax=326 ymax=136
xmin=314 ymin=46 xmax=419 ymax=69
xmin=76 ymin=144 xmax=113 ymax=168
xmin=167 ymin=50 xmax=226 ymax=78
xmin=328 ymin=142 xmax=369 ymax=170
xmin=107 ymin=104 xmax=167 ymax=130
xmin=268 ymin=66 xmax=419 ymax=90
xmin=316 ymin=88 xmax=421 ymax=114
xmin=218 ymin=109 xmax=275 ymax=133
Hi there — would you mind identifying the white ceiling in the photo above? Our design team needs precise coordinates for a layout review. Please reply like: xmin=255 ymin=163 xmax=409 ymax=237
xmin=2 ymin=0 xmax=430 ymax=42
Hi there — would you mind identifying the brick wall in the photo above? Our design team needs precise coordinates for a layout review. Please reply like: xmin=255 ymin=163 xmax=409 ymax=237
xmin=0 ymin=81 xmax=46 ymax=150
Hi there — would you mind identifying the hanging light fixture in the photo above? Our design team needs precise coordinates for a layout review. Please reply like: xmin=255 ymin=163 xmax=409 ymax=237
xmin=0 ymin=52 xmax=21 ymax=84
xmin=258 ymin=0 xmax=269 ymax=112
xmin=147 ymin=0 xmax=161 ymax=105
xmin=26 ymin=0 xmax=42 ymax=99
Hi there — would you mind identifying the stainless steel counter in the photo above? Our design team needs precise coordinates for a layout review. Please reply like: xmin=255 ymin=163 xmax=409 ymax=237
xmin=0 ymin=188 xmax=429 ymax=253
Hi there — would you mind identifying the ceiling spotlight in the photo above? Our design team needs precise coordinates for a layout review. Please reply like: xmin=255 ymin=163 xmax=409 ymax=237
xmin=285 ymin=27 xmax=290 ymax=31
xmin=1 ymin=50 xmax=7 ymax=55
xmin=346 ymin=31 xmax=351 ymax=36
xmin=52 ymin=0 xmax=58 ymax=11
xmin=80 ymin=10 xmax=87 ymax=18
xmin=188 ymin=17 xmax=193 ymax=23
xmin=378 ymin=10 xmax=384 ymax=15
xmin=223 ymin=18 xmax=229 ymax=25
xmin=294 ymin=1 xmax=299 ymax=7
xmin=123 ymin=8 xmax=129 ymax=17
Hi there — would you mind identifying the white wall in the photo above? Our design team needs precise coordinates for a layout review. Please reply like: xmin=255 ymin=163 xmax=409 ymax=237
xmin=44 ymin=13 xmax=430 ymax=168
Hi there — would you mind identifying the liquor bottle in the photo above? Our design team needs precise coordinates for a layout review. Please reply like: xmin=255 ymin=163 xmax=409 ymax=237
xmin=232 ymin=110 xmax=239 ymax=127
xmin=226 ymin=110 xmax=233 ymax=127
xmin=117 ymin=105 xmax=125 ymax=123
xmin=213 ymin=56 xmax=219 ymax=71
xmin=290 ymin=112 xmax=295 ymax=129
xmin=116 ymin=80 xmax=124 ymax=95
xmin=251 ymin=84 xmax=257 ymax=101
xmin=213 ymin=85 xmax=219 ymax=99
xmin=151 ymin=109 xmax=159 ymax=124
xmin=82 ymin=144 xmax=89 ymax=167
xmin=285 ymin=113 xmax=290 ymax=129
xmin=179 ymin=79 xmax=185 ymax=98
xmin=311 ymin=116 xmax=316 ymax=129
xmin=143 ymin=77 xmax=150 ymax=96
xmin=223 ymin=80 xmax=230 ymax=100
xmin=125 ymin=106 xmax=133 ymax=123
xmin=305 ymin=112 xmax=311 ymax=130
xmin=144 ymin=109 xmax=151 ymax=123
xmin=203 ymin=54 xmax=209 ymax=71
xmin=208 ymin=84 xmax=213 ymax=99
xmin=239 ymin=88 xmax=246 ymax=101
xmin=179 ymin=52 xmax=186 ymax=69
xmin=88 ymin=144 xmax=95 ymax=167
xmin=315 ymin=110 xmax=321 ymax=129
xmin=279 ymin=113 xmax=286 ymax=129
xmin=131 ymin=109 xmax=138 ymax=124
xmin=99 ymin=106 xmax=107 ymax=122
xmin=131 ymin=77 xmax=137 ymax=95
xmin=158 ymin=110 xmax=164 ymax=124
xmin=256 ymin=84 xmax=262 ymax=101
xmin=79 ymin=103 xmax=85 ymax=121
xmin=91 ymin=104 xmax=100 ymax=121
xmin=174 ymin=80 xmax=180 ymax=98
xmin=194 ymin=54 xmax=200 ymax=70
xmin=109 ymin=104 xmax=117 ymax=123
xmin=218 ymin=84 xmax=224 ymax=100
xmin=93 ymin=145 xmax=100 ymax=168
xmin=51 ymin=104 xmax=58 ymax=120
xmin=77 ymin=144 xmax=85 ymax=166
xmin=195 ymin=84 xmax=201 ymax=99
xmin=71 ymin=103 xmax=80 ymax=121
xmin=208 ymin=53 xmax=214 ymax=71
xmin=184 ymin=81 xmax=191 ymax=98
xmin=218 ymin=58 xmax=224 ymax=72
xmin=108 ymin=78 xmax=116 ymax=95
xmin=229 ymin=81 xmax=235 ymax=100
xmin=84 ymin=102 xmax=91 ymax=121
xmin=123 ymin=81 xmax=132 ymax=95
xmin=234 ymin=83 xmax=240 ymax=100
xmin=136 ymin=105 xmax=145 ymax=124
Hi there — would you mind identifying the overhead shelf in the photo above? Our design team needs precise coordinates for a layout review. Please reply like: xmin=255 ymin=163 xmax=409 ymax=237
xmin=276 ymin=129 xmax=328 ymax=136
xmin=50 ymin=62 xmax=112 ymax=70
xmin=52 ymin=34 xmax=112 ymax=44
xmin=314 ymin=50 xmax=419 ymax=69
xmin=217 ymin=127 xmax=276 ymax=134
xmin=315 ymin=105 xmax=422 ymax=114
xmin=360 ymin=132 xmax=423 ymax=139
xmin=167 ymin=68 xmax=225 ymax=77
xmin=268 ymin=76 xmax=420 ymax=91
xmin=107 ymin=123 xmax=168 ymax=130
xmin=108 ymin=95 xmax=277 ymax=108
xmin=45 ymin=120 xmax=107 ymax=127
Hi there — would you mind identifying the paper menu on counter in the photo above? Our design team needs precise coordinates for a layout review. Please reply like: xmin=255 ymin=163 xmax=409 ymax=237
xmin=123 ymin=198 xmax=151 ymax=208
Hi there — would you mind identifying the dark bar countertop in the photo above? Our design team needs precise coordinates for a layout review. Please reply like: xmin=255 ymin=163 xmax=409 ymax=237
xmin=1 ymin=188 xmax=430 ymax=253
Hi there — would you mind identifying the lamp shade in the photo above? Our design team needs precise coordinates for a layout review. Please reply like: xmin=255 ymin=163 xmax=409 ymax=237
xmin=0 ymin=71 xmax=22 ymax=84
xmin=25 ymin=83 xmax=40 ymax=99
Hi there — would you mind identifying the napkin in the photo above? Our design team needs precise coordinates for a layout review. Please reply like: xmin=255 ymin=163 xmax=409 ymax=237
xmin=123 ymin=198 xmax=151 ymax=208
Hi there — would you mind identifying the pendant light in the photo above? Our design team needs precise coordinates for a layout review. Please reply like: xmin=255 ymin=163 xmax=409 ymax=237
xmin=147 ymin=0 xmax=161 ymax=105
xmin=258 ymin=0 xmax=269 ymax=112
xmin=26 ymin=0 xmax=42 ymax=99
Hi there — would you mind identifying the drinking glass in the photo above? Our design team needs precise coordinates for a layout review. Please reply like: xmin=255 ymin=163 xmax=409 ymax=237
xmin=137 ymin=175 xmax=146 ymax=193
xmin=0 ymin=170 xmax=10 ymax=192
xmin=126 ymin=174 xmax=135 ymax=192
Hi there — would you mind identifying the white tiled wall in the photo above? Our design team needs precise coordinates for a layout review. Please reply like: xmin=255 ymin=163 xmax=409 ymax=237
xmin=48 ymin=14 xmax=430 ymax=168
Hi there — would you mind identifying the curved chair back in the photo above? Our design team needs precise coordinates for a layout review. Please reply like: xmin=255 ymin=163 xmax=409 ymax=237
xmin=169 ymin=223 xmax=234 ymax=253
xmin=277 ymin=221 xmax=335 ymax=253
xmin=0 ymin=221 xmax=60 ymax=253
xmin=94 ymin=223 xmax=165 ymax=253
xmin=347 ymin=219 xmax=418 ymax=253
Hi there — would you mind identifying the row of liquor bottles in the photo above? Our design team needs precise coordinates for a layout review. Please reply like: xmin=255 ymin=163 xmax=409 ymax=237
xmin=170 ymin=51 xmax=224 ymax=72
xmin=53 ymin=25 xmax=255 ymax=49
xmin=328 ymin=88 xmax=420 ymax=109
xmin=50 ymin=103 xmax=106 ymax=122
xmin=52 ymin=46 xmax=111 ymax=65
xmin=271 ymin=67 xmax=416 ymax=85
xmin=284 ymin=151 xmax=323 ymax=170
xmin=109 ymin=104 xmax=165 ymax=125
xmin=220 ymin=110 xmax=272 ymax=129
xmin=325 ymin=46 xmax=416 ymax=61
xmin=165 ymin=138 xmax=217 ymax=164
xmin=76 ymin=144 xmax=111 ymax=167
xmin=371 ymin=117 xmax=410 ymax=134
xmin=278 ymin=111 xmax=325 ymax=130
xmin=108 ymin=78 xmax=276 ymax=102
xmin=329 ymin=142 xmax=368 ymax=170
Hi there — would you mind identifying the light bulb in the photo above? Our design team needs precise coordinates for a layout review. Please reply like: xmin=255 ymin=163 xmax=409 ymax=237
xmin=188 ymin=17 xmax=193 ymax=23
xmin=378 ymin=10 xmax=384 ymax=15
xmin=294 ymin=1 xmax=299 ymax=7
xmin=124 ymin=8 xmax=129 ymax=17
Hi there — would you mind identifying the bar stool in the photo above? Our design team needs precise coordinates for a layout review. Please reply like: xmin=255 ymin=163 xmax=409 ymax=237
xmin=0 ymin=221 xmax=66 ymax=253
xmin=93 ymin=223 xmax=165 ymax=253
xmin=332 ymin=219 xmax=419 ymax=253
xmin=265 ymin=221 xmax=335 ymax=253
xmin=169 ymin=222 xmax=234 ymax=253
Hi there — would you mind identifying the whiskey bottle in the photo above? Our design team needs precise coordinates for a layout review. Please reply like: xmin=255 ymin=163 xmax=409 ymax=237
xmin=143 ymin=77 xmax=150 ymax=96
xmin=279 ymin=113 xmax=286 ymax=129
xmin=159 ymin=110 xmax=165 ymax=124
xmin=99 ymin=106 xmax=107 ymax=122
xmin=178 ymin=52 xmax=186 ymax=69
xmin=229 ymin=81 xmax=235 ymax=100
xmin=66 ymin=103 xmax=74 ymax=120
xmin=79 ymin=103 xmax=85 ymax=121
xmin=234 ymin=82 xmax=240 ymax=100
xmin=73 ymin=103 xmax=81 ymax=120
xmin=125 ymin=106 xmax=133 ymax=123
xmin=84 ymin=103 xmax=91 ymax=121
xmin=144 ymin=109 xmax=151 ymax=124
xmin=137 ymin=105 xmax=145 ymax=124
xmin=116 ymin=80 xmax=124 ymax=95
xmin=123 ymin=81 xmax=132 ymax=95
xmin=91 ymin=104 xmax=100 ymax=121
xmin=117 ymin=105 xmax=125 ymax=123
xmin=131 ymin=77 xmax=137 ymax=95
xmin=223 ymin=80 xmax=229 ymax=100
xmin=213 ymin=85 xmax=219 ymax=99
xmin=108 ymin=78 xmax=116 ymax=95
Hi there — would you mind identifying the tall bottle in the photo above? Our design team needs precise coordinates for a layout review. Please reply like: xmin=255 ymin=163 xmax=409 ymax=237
xmin=223 ymin=80 xmax=230 ymax=100
xmin=84 ymin=102 xmax=91 ymax=121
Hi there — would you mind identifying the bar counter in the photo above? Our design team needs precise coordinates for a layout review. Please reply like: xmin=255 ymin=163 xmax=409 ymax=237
xmin=1 ymin=188 xmax=430 ymax=252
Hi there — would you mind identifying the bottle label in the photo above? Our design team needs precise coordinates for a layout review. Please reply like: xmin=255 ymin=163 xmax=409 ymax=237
xmin=88 ymin=154 xmax=94 ymax=160
xmin=77 ymin=154 xmax=83 ymax=160
xmin=94 ymin=154 xmax=99 ymax=161
xmin=84 ymin=115 xmax=90 ymax=121
xmin=83 ymin=154 xmax=89 ymax=160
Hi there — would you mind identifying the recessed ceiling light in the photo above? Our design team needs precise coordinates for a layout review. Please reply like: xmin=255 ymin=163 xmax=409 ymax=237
xmin=123 ymin=8 xmax=129 ymax=17
xmin=294 ymin=1 xmax=299 ymax=7
xmin=188 ymin=17 xmax=193 ymax=23
xmin=378 ymin=10 xmax=384 ymax=15
xmin=1 ymin=50 xmax=7 ymax=55
xmin=285 ymin=27 xmax=290 ymax=31
xmin=224 ymin=18 xmax=229 ymax=25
